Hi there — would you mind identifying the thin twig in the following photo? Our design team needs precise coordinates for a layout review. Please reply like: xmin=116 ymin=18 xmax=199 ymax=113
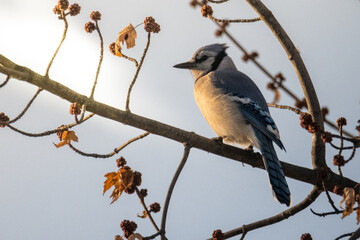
xmin=8 ymin=88 xmax=43 ymax=124
xmin=143 ymin=231 xmax=164 ymax=240
xmin=322 ymin=181 xmax=340 ymax=213
xmin=125 ymin=32 xmax=151 ymax=112
xmin=160 ymin=144 xmax=191 ymax=240
xmin=338 ymin=125 xmax=344 ymax=156
xmin=337 ymin=125 xmax=344 ymax=176
xmin=209 ymin=187 xmax=321 ymax=239
xmin=209 ymin=15 xmax=261 ymax=23
xmin=330 ymin=134 xmax=359 ymax=145
xmin=268 ymin=103 xmax=302 ymax=115
xmin=0 ymin=75 xmax=10 ymax=88
xmin=45 ymin=11 xmax=68 ymax=77
xmin=75 ymin=104 xmax=87 ymax=123
xmin=208 ymin=0 xmax=230 ymax=3
xmin=122 ymin=53 xmax=139 ymax=67
xmin=135 ymin=187 xmax=161 ymax=233
xmin=89 ymin=20 xmax=104 ymax=100
xmin=335 ymin=233 xmax=353 ymax=240
xmin=7 ymin=113 xmax=94 ymax=137
xmin=310 ymin=207 xmax=358 ymax=217
xmin=240 ymin=226 xmax=247 ymax=240
xmin=346 ymin=145 xmax=356 ymax=163
xmin=325 ymin=118 xmax=354 ymax=139
xmin=349 ymin=226 xmax=360 ymax=240
xmin=67 ymin=132 xmax=150 ymax=158
xmin=329 ymin=142 xmax=354 ymax=151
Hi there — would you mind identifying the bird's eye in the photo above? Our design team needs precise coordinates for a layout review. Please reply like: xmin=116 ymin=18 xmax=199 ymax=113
xmin=200 ymin=56 xmax=208 ymax=61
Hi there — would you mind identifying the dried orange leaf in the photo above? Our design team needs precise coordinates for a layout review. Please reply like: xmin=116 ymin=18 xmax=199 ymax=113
xmin=53 ymin=141 xmax=68 ymax=148
xmin=115 ymin=24 xmax=137 ymax=56
xmin=62 ymin=130 xmax=78 ymax=142
xmin=103 ymin=167 xmax=134 ymax=204
xmin=340 ymin=187 xmax=356 ymax=219
xmin=137 ymin=210 xmax=148 ymax=219
xmin=53 ymin=130 xmax=78 ymax=148
xmin=103 ymin=172 xmax=120 ymax=195
xmin=128 ymin=233 xmax=143 ymax=240
xmin=110 ymin=188 xmax=122 ymax=204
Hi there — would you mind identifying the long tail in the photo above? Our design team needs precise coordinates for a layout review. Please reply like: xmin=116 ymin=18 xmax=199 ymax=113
xmin=255 ymin=131 xmax=291 ymax=206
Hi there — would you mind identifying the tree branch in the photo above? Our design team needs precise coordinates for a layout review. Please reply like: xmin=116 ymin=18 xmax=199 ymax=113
xmin=161 ymin=144 xmax=191 ymax=239
xmin=214 ymin=187 xmax=322 ymax=239
xmin=67 ymin=132 xmax=150 ymax=158
xmin=0 ymin=54 xmax=357 ymax=191
xmin=245 ymin=0 xmax=325 ymax=170
xmin=125 ymin=32 xmax=151 ymax=112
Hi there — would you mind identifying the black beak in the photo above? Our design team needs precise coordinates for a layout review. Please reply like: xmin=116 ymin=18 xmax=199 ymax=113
xmin=173 ymin=60 xmax=197 ymax=70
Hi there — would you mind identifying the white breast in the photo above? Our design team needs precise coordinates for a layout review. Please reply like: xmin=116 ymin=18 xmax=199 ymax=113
xmin=194 ymin=73 xmax=260 ymax=149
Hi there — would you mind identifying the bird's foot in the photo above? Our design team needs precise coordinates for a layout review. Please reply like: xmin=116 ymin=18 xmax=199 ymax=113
xmin=245 ymin=145 xmax=254 ymax=152
xmin=211 ymin=136 xmax=226 ymax=153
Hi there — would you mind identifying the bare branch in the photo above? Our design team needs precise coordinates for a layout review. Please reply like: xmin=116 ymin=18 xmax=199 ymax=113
xmin=213 ymin=187 xmax=322 ymax=239
xmin=208 ymin=14 xmax=261 ymax=23
xmin=322 ymin=181 xmax=340 ymax=213
xmin=0 ymin=75 xmax=10 ymax=88
xmin=349 ymin=226 xmax=360 ymax=240
xmin=45 ymin=11 xmax=68 ymax=78
xmin=208 ymin=0 xmax=230 ymax=3
xmin=268 ymin=103 xmax=302 ymax=115
xmin=135 ymin=187 xmax=161 ymax=233
xmin=310 ymin=207 xmax=358 ymax=217
xmin=143 ymin=231 xmax=164 ymax=240
xmin=335 ymin=233 xmax=353 ymax=240
xmin=67 ymin=132 xmax=150 ymax=158
xmin=161 ymin=144 xmax=191 ymax=239
xmin=245 ymin=0 xmax=325 ymax=170
xmin=0 ymin=57 xmax=357 ymax=191
xmin=346 ymin=145 xmax=356 ymax=163
xmin=89 ymin=20 xmax=104 ymax=100
xmin=121 ymin=53 xmax=139 ymax=67
xmin=329 ymin=142 xmax=355 ymax=151
xmin=7 ymin=87 xmax=43 ymax=124
xmin=125 ymin=32 xmax=151 ymax=112
xmin=6 ymin=113 xmax=94 ymax=137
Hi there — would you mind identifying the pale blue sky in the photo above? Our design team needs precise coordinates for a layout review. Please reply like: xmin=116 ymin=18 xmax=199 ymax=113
xmin=0 ymin=0 xmax=359 ymax=239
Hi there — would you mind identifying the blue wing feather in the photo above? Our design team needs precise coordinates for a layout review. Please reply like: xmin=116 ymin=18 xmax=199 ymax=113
xmin=212 ymin=70 xmax=285 ymax=150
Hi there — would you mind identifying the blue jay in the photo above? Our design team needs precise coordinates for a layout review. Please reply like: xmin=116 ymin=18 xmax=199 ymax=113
xmin=174 ymin=43 xmax=291 ymax=206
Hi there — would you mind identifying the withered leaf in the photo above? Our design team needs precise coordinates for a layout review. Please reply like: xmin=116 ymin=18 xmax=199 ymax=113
xmin=103 ymin=172 xmax=120 ymax=195
xmin=54 ymin=130 xmax=78 ymax=148
xmin=103 ymin=167 xmax=134 ymax=204
xmin=115 ymin=24 xmax=137 ymax=57
xmin=340 ymin=187 xmax=356 ymax=219
xmin=137 ymin=210 xmax=148 ymax=219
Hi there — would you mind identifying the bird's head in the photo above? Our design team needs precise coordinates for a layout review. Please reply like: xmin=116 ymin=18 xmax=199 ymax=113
xmin=173 ymin=43 xmax=233 ymax=80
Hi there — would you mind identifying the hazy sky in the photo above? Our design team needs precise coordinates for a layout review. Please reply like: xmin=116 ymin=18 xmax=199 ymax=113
xmin=1 ymin=0 xmax=359 ymax=239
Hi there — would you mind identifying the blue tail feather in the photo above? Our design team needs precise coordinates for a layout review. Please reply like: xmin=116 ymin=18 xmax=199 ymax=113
xmin=254 ymin=129 xmax=291 ymax=206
